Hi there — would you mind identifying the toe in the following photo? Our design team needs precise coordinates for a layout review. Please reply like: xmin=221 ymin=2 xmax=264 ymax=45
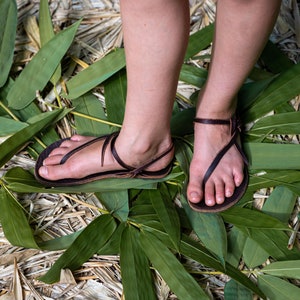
xmin=214 ymin=179 xmax=225 ymax=204
xmin=204 ymin=180 xmax=216 ymax=206
xmin=187 ymin=164 xmax=203 ymax=203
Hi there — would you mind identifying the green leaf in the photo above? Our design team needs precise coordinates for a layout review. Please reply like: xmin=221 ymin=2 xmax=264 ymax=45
xmin=224 ymin=279 xmax=253 ymax=300
xmin=0 ymin=117 xmax=28 ymax=136
xmin=0 ymin=109 xmax=66 ymax=168
xmin=0 ymin=187 xmax=39 ymax=249
xmin=244 ymin=62 xmax=300 ymax=123
xmin=7 ymin=20 xmax=81 ymax=110
xmin=221 ymin=207 xmax=290 ymax=231
xmin=181 ymin=194 xmax=227 ymax=266
xmin=0 ymin=0 xmax=17 ymax=87
xmin=257 ymin=274 xmax=300 ymax=300
xmin=104 ymin=69 xmax=127 ymax=124
xmin=227 ymin=227 xmax=247 ymax=267
xmin=262 ymin=186 xmax=296 ymax=224
xmin=96 ymin=190 xmax=129 ymax=222
xmin=149 ymin=189 xmax=181 ymax=252
xmin=260 ymin=40 xmax=294 ymax=74
xmin=249 ymin=112 xmax=300 ymax=135
xmin=140 ymin=231 xmax=209 ymax=300
xmin=236 ymin=227 xmax=299 ymax=261
xmin=120 ymin=226 xmax=156 ymax=300
xmin=179 ymin=64 xmax=207 ymax=88
xmin=65 ymin=48 xmax=126 ymax=99
xmin=243 ymin=238 xmax=269 ymax=268
xmin=261 ymin=261 xmax=300 ymax=279
xmin=185 ymin=23 xmax=214 ymax=60
xmin=39 ymin=0 xmax=61 ymax=84
xmin=72 ymin=93 xmax=110 ymax=136
xmin=40 ymin=214 xmax=117 ymax=284
xmin=244 ymin=143 xmax=300 ymax=170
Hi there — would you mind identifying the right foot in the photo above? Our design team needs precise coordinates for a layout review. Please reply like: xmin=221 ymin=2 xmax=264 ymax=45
xmin=37 ymin=133 xmax=174 ymax=181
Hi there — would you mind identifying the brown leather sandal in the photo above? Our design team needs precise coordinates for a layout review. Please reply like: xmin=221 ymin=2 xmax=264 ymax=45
xmin=34 ymin=131 xmax=174 ymax=187
xmin=188 ymin=114 xmax=249 ymax=213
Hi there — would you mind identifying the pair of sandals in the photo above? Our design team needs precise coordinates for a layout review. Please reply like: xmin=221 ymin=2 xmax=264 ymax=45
xmin=35 ymin=115 xmax=248 ymax=213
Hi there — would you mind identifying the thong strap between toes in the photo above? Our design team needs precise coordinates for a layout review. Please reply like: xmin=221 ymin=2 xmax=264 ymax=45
xmin=193 ymin=114 xmax=248 ymax=189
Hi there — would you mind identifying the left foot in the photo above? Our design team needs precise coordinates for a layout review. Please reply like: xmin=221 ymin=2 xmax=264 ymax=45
xmin=187 ymin=115 xmax=245 ymax=207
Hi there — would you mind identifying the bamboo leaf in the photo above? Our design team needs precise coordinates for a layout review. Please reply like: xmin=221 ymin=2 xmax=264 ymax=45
xmin=221 ymin=207 xmax=290 ymax=230
xmin=149 ymin=189 xmax=181 ymax=252
xmin=65 ymin=48 xmax=126 ymax=99
xmin=120 ymin=226 xmax=156 ymax=300
xmin=224 ymin=279 xmax=253 ymax=300
xmin=7 ymin=20 xmax=81 ymax=110
xmin=249 ymin=112 xmax=300 ymax=135
xmin=5 ymin=167 xmax=182 ymax=194
xmin=140 ymin=231 xmax=209 ymax=300
xmin=0 ymin=187 xmax=39 ymax=249
xmin=0 ymin=117 xmax=28 ymax=136
xmin=181 ymin=194 xmax=227 ymax=266
xmin=261 ymin=261 xmax=300 ymax=279
xmin=227 ymin=227 xmax=247 ymax=267
xmin=236 ymin=227 xmax=299 ymax=261
xmin=262 ymin=186 xmax=296 ymax=224
xmin=243 ymin=62 xmax=300 ymax=123
xmin=0 ymin=109 xmax=66 ymax=168
xmin=243 ymin=238 xmax=269 ymax=268
xmin=96 ymin=190 xmax=129 ymax=222
xmin=72 ymin=93 xmax=110 ymax=136
xmin=40 ymin=214 xmax=117 ymax=284
xmin=104 ymin=69 xmax=126 ymax=124
xmin=185 ymin=23 xmax=214 ymax=60
xmin=39 ymin=0 xmax=61 ymax=84
xmin=0 ymin=0 xmax=17 ymax=87
xmin=257 ymin=274 xmax=300 ymax=300
xmin=141 ymin=221 xmax=264 ymax=297
xmin=244 ymin=143 xmax=300 ymax=170
xmin=179 ymin=64 xmax=207 ymax=88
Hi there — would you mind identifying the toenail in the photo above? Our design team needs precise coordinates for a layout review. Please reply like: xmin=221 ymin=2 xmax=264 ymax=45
xmin=226 ymin=190 xmax=233 ymax=197
xmin=206 ymin=199 xmax=214 ymax=206
xmin=39 ymin=166 xmax=48 ymax=176
xmin=189 ymin=192 xmax=200 ymax=202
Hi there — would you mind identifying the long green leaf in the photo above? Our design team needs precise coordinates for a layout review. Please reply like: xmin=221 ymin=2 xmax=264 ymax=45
xmin=262 ymin=186 xmax=296 ymax=224
xmin=72 ymin=93 xmax=110 ymax=136
xmin=227 ymin=227 xmax=247 ymax=267
xmin=65 ymin=48 xmax=126 ymax=99
xmin=224 ymin=279 xmax=253 ymax=300
xmin=0 ymin=187 xmax=39 ymax=249
xmin=0 ymin=117 xmax=28 ymax=136
xmin=249 ymin=112 xmax=300 ymax=135
xmin=185 ymin=23 xmax=214 ymax=60
xmin=40 ymin=214 xmax=117 ymax=284
xmin=181 ymin=194 xmax=227 ymax=266
xmin=7 ymin=20 xmax=81 ymax=110
xmin=96 ymin=190 xmax=129 ymax=222
xmin=149 ymin=189 xmax=181 ymax=252
xmin=243 ymin=238 xmax=269 ymax=268
xmin=261 ymin=261 xmax=300 ymax=279
xmin=243 ymin=62 xmax=300 ymax=123
xmin=104 ymin=69 xmax=127 ymax=124
xmin=244 ymin=143 xmax=300 ymax=170
xmin=257 ymin=274 xmax=300 ymax=300
xmin=120 ymin=226 xmax=156 ymax=300
xmin=221 ymin=207 xmax=290 ymax=230
xmin=39 ymin=0 xmax=61 ymax=84
xmin=0 ymin=109 xmax=66 ymax=168
xmin=0 ymin=0 xmax=17 ymax=87
xmin=140 ymin=231 xmax=209 ymax=300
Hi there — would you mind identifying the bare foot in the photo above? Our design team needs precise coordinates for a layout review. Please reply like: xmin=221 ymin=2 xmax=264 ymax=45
xmin=37 ymin=133 xmax=174 ymax=182
xmin=187 ymin=119 xmax=245 ymax=207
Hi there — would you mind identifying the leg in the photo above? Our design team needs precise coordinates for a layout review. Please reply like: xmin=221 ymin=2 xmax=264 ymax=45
xmin=37 ymin=0 xmax=190 ymax=181
xmin=187 ymin=0 xmax=281 ymax=206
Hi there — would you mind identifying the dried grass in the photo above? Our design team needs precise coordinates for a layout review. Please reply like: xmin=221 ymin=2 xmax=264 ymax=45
xmin=0 ymin=0 xmax=299 ymax=299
